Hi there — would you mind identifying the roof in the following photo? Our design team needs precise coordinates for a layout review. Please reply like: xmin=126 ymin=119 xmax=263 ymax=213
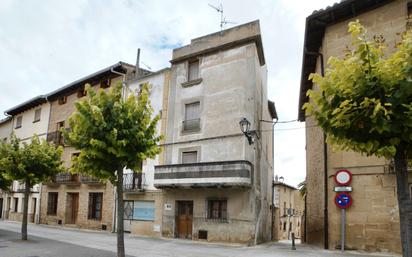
xmin=171 ymin=20 xmax=265 ymax=66
xmin=127 ymin=67 xmax=171 ymax=83
xmin=273 ymin=181 xmax=298 ymax=190
xmin=297 ymin=0 xmax=394 ymax=121
xmin=47 ymin=61 xmax=136 ymax=100
xmin=5 ymin=95 xmax=47 ymax=116
xmin=0 ymin=116 xmax=11 ymax=125
xmin=268 ymin=100 xmax=278 ymax=120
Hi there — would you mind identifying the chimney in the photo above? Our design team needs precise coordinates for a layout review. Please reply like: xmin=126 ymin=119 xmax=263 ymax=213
xmin=135 ymin=48 xmax=141 ymax=78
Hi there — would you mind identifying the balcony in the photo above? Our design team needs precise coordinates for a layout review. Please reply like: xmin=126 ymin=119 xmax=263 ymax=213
xmin=182 ymin=118 xmax=200 ymax=132
xmin=154 ymin=160 xmax=253 ymax=188
xmin=54 ymin=173 xmax=80 ymax=185
xmin=80 ymin=175 xmax=102 ymax=184
xmin=123 ymin=173 xmax=145 ymax=192
xmin=11 ymin=183 xmax=39 ymax=193
xmin=46 ymin=131 xmax=64 ymax=146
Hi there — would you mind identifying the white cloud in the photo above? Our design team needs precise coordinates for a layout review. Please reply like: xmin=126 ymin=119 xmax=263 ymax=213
xmin=0 ymin=0 xmax=337 ymax=187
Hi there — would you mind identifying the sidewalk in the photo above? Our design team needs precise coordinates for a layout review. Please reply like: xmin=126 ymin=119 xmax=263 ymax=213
xmin=0 ymin=220 xmax=401 ymax=257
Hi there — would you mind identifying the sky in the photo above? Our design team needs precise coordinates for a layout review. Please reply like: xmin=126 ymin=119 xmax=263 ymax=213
xmin=0 ymin=0 xmax=337 ymax=187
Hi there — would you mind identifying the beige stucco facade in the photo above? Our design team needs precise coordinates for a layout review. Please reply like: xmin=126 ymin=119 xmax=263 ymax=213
xmin=303 ymin=0 xmax=411 ymax=253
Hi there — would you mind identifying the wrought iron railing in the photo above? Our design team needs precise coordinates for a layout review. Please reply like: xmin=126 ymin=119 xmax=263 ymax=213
xmin=123 ymin=173 xmax=145 ymax=191
xmin=80 ymin=175 xmax=101 ymax=184
xmin=55 ymin=172 xmax=80 ymax=184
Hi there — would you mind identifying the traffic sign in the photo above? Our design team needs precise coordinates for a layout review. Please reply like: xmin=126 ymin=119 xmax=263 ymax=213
xmin=334 ymin=192 xmax=352 ymax=209
xmin=334 ymin=169 xmax=352 ymax=186
xmin=334 ymin=186 xmax=352 ymax=192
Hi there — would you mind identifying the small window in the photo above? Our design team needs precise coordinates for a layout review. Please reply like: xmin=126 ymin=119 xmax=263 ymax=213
xmin=100 ymin=78 xmax=111 ymax=89
xmin=56 ymin=121 xmax=65 ymax=146
xmin=58 ymin=96 xmax=67 ymax=105
xmin=47 ymin=192 xmax=58 ymax=215
xmin=183 ymin=102 xmax=200 ymax=132
xmin=77 ymin=88 xmax=87 ymax=98
xmin=207 ymin=199 xmax=227 ymax=220
xmin=14 ymin=197 xmax=19 ymax=212
xmin=133 ymin=200 xmax=155 ymax=221
xmin=34 ymin=108 xmax=41 ymax=122
xmin=88 ymin=193 xmax=103 ymax=220
xmin=182 ymin=151 xmax=198 ymax=164
xmin=188 ymin=60 xmax=199 ymax=81
xmin=15 ymin=116 xmax=22 ymax=129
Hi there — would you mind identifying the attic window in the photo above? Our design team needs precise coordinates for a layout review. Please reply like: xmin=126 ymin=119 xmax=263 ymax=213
xmin=15 ymin=116 xmax=22 ymax=129
xmin=33 ymin=108 xmax=41 ymax=122
xmin=100 ymin=78 xmax=111 ymax=89
xmin=77 ymin=88 xmax=87 ymax=98
xmin=58 ymin=96 xmax=67 ymax=105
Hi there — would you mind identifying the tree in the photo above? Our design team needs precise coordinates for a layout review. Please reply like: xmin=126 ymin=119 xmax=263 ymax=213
xmin=304 ymin=21 xmax=412 ymax=256
xmin=64 ymin=83 xmax=161 ymax=257
xmin=0 ymin=142 xmax=12 ymax=191
xmin=297 ymin=180 xmax=306 ymax=198
xmin=0 ymin=135 xmax=63 ymax=240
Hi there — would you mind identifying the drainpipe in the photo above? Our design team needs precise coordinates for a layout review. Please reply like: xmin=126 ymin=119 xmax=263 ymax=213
xmin=304 ymin=49 xmax=328 ymax=249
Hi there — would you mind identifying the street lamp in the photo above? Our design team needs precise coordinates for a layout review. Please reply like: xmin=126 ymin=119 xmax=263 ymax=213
xmin=239 ymin=117 xmax=258 ymax=145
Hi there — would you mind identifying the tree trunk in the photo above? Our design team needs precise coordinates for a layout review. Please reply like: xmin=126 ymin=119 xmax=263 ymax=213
xmin=116 ymin=166 xmax=125 ymax=257
xmin=394 ymin=143 xmax=412 ymax=257
xmin=21 ymin=178 xmax=30 ymax=240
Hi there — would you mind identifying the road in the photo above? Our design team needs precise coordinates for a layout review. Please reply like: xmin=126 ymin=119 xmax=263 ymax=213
xmin=0 ymin=221 xmax=400 ymax=257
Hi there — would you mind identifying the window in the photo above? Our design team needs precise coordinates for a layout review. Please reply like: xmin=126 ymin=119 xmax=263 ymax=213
xmin=183 ymin=102 xmax=200 ymax=132
xmin=181 ymin=151 xmax=198 ymax=164
xmin=58 ymin=96 xmax=67 ymax=105
xmin=283 ymin=202 xmax=286 ymax=215
xmin=15 ymin=116 xmax=22 ymax=129
xmin=207 ymin=199 xmax=227 ymax=220
xmin=408 ymin=2 xmax=412 ymax=29
xmin=88 ymin=193 xmax=103 ymax=220
xmin=56 ymin=121 xmax=65 ymax=145
xmin=47 ymin=192 xmax=58 ymax=215
xmin=100 ymin=78 xmax=111 ymax=89
xmin=133 ymin=201 xmax=155 ymax=221
xmin=14 ymin=198 xmax=19 ymax=212
xmin=77 ymin=88 xmax=87 ymax=98
xmin=283 ymin=222 xmax=286 ymax=231
xmin=34 ymin=108 xmax=41 ymax=122
xmin=188 ymin=60 xmax=199 ymax=81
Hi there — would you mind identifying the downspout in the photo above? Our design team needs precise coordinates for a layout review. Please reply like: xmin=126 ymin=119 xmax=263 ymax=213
xmin=304 ymin=49 xmax=328 ymax=249
xmin=109 ymin=66 xmax=127 ymax=233
xmin=270 ymin=119 xmax=277 ymax=240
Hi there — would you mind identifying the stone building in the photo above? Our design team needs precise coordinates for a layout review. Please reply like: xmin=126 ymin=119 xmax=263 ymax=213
xmin=154 ymin=20 xmax=276 ymax=244
xmin=0 ymin=96 xmax=51 ymax=223
xmin=39 ymin=62 xmax=137 ymax=231
xmin=0 ymin=117 xmax=12 ymax=220
xmin=272 ymin=178 xmax=304 ymax=241
xmin=298 ymin=0 xmax=411 ymax=253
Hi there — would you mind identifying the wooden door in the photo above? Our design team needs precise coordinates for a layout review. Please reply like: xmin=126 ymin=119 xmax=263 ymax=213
xmin=66 ymin=193 xmax=79 ymax=224
xmin=176 ymin=201 xmax=193 ymax=239
xmin=31 ymin=198 xmax=37 ymax=223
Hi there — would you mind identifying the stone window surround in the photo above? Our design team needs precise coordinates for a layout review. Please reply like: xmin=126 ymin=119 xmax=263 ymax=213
xmin=179 ymin=146 xmax=201 ymax=164
xmin=181 ymin=97 xmax=203 ymax=135
xmin=181 ymin=58 xmax=203 ymax=88
xmin=88 ymin=192 xmax=103 ymax=221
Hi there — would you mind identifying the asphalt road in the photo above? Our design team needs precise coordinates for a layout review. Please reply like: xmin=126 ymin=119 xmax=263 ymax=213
xmin=0 ymin=221 xmax=400 ymax=257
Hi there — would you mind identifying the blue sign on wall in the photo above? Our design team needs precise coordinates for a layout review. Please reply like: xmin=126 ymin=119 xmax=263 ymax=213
xmin=133 ymin=201 xmax=155 ymax=221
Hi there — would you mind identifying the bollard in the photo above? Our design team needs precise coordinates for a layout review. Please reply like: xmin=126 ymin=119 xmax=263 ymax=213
xmin=291 ymin=232 xmax=296 ymax=250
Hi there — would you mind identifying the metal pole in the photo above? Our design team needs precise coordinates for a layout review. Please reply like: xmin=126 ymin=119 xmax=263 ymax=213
xmin=291 ymin=232 xmax=296 ymax=250
xmin=341 ymin=208 xmax=345 ymax=252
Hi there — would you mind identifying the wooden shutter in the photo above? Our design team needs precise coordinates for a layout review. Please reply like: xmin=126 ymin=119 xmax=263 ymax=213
xmin=188 ymin=60 xmax=199 ymax=81
xmin=182 ymin=151 xmax=197 ymax=164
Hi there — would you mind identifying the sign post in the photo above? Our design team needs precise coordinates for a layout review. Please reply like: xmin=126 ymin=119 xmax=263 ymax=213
xmin=334 ymin=170 xmax=353 ymax=252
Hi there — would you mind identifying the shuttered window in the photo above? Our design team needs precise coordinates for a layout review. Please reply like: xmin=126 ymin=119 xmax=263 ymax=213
xmin=15 ymin=116 xmax=22 ymax=129
xmin=88 ymin=193 xmax=103 ymax=220
xmin=183 ymin=102 xmax=200 ymax=131
xmin=34 ymin=108 xmax=41 ymax=122
xmin=188 ymin=60 xmax=199 ymax=81
xmin=182 ymin=151 xmax=198 ymax=164
xmin=47 ymin=192 xmax=58 ymax=215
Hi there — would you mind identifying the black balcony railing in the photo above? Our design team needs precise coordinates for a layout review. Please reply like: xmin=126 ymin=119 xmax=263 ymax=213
xmin=46 ymin=131 xmax=64 ymax=146
xmin=55 ymin=172 xmax=80 ymax=184
xmin=123 ymin=173 xmax=145 ymax=191
xmin=80 ymin=175 xmax=102 ymax=184
xmin=182 ymin=118 xmax=200 ymax=132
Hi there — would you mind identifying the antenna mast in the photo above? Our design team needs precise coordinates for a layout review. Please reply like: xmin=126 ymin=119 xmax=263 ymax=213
xmin=208 ymin=3 xmax=236 ymax=31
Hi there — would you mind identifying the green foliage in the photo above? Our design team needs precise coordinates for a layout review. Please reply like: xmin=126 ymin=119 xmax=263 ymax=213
xmin=0 ymin=135 xmax=64 ymax=185
xmin=304 ymin=21 xmax=412 ymax=158
xmin=297 ymin=180 xmax=306 ymax=198
xmin=64 ymin=82 xmax=162 ymax=183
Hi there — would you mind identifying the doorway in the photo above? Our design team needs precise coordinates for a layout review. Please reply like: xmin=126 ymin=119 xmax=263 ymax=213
xmin=66 ymin=193 xmax=79 ymax=224
xmin=176 ymin=201 xmax=193 ymax=239
xmin=31 ymin=198 xmax=37 ymax=223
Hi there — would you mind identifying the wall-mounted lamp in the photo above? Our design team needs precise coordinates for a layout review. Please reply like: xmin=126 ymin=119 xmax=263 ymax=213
xmin=239 ymin=117 xmax=259 ymax=145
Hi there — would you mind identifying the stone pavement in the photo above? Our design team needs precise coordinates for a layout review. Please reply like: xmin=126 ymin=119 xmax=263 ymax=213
xmin=0 ymin=221 xmax=401 ymax=257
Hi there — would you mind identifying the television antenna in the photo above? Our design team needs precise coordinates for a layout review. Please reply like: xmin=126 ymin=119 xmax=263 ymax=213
xmin=208 ymin=3 xmax=237 ymax=31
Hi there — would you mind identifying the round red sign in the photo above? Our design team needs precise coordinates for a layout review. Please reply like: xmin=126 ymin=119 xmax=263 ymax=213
xmin=334 ymin=169 xmax=352 ymax=186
